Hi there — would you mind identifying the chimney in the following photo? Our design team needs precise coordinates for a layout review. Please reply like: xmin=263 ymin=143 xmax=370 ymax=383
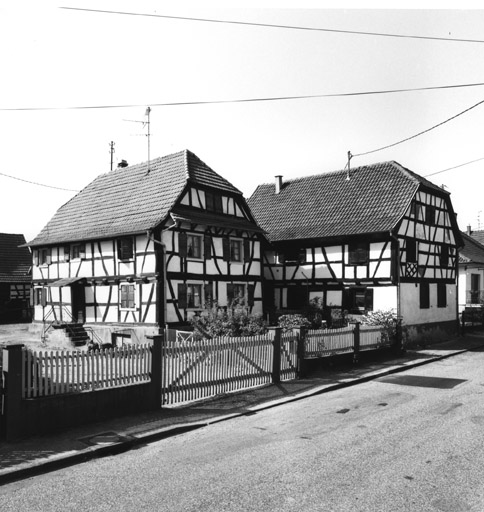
xmin=275 ymin=175 xmax=283 ymax=194
xmin=467 ymin=225 xmax=472 ymax=235
xmin=117 ymin=159 xmax=128 ymax=168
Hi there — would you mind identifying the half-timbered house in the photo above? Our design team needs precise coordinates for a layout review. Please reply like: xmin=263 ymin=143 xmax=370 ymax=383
xmin=27 ymin=150 xmax=264 ymax=345
xmin=0 ymin=233 xmax=32 ymax=323
xmin=248 ymin=161 xmax=463 ymax=335
xmin=458 ymin=231 xmax=484 ymax=311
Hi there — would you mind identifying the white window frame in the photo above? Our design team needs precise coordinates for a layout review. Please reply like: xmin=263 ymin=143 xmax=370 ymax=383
xmin=119 ymin=283 xmax=137 ymax=311
xmin=187 ymin=234 xmax=203 ymax=260
xmin=229 ymin=238 xmax=243 ymax=263
xmin=186 ymin=283 xmax=203 ymax=309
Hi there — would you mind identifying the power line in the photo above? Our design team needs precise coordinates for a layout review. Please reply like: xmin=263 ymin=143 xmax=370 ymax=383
xmin=424 ymin=156 xmax=484 ymax=178
xmin=60 ymin=7 xmax=484 ymax=44
xmin=2 ymin=82 xmax=484 ymax=111
xmin=353 ymin=98 xmax=484 ymax=158
xmin=0 ymin=171 xmax=80 ymax=192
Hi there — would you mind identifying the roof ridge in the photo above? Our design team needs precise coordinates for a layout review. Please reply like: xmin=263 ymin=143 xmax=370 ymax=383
xmin=254 ymin=160 xmax=407 ymax=188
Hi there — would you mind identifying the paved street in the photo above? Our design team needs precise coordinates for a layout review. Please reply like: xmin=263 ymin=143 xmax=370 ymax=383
xmin=2 ymin=348 xmax=484 ymax=512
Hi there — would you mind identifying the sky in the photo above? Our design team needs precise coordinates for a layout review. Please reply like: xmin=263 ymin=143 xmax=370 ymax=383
xmin=2 ymin=1 xmax=484 ymax=242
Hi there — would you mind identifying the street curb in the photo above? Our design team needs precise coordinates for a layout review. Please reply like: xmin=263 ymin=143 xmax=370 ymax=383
xmin=1 ymin=344 xmax=481 ymax=485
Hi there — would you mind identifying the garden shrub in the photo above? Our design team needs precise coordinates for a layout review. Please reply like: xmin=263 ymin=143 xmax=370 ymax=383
xmin=191 ymin=301 xmax=267 ymax=338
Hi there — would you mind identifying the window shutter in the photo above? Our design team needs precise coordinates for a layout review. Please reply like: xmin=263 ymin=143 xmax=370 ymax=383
xmin=41 ymin=288 xmax=48 ymax=307
xmin=222 ymin=237 xmax=230 ymax=262
xmin=243 ymin=239 xmax=251 ymax=262
xmin=440 ymin=245 xmax=449 ymax=268
xmin=227 ymin=283 xmax=234 ymax=303
xmin=437 ymin=283 xmax=447 ymax=308
xmin=120 ymin=285 xmax=128 ymax=308
xmin=248 ymin=284 xmax=255 ymax=307
xmin=364 ymin=288 xmax=374 ymax=311
xmin=128 ymin=285 xmax=135 ymax=308
xmin=419 ymin=282 xmax=430 ymax=309
xmin=204 ymin=282 xmax=213 ymax=305
xmin=204 ymin=235 xmax=212 ymax=260
xmin=33 ymin=250 xmax=39 ymax=266
xmin=178 ymin=283 xmax=187 ymax=309
xmin=46 ymin=250 xmax=52 ymax=265
xmin=179 ymin=232 xmax=188 ymax=258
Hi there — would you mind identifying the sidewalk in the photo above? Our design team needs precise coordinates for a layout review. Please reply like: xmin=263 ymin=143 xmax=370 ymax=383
xmin=1 ymin=331 xmax=484 ymax=485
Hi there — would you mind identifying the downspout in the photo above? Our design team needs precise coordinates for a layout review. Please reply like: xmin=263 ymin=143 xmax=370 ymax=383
xmin=147 ymin=229 xmax=167 ymax=333
xmin=390 ymin=231 xmax=401 ymax=322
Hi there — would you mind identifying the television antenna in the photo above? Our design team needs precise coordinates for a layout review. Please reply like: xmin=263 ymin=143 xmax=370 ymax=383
xmin=123 ymin=106 xmax=152 ymax=172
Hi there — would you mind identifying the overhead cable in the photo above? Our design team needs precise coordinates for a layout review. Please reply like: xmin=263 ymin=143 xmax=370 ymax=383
xmin=60 ymin=7 xmax=484 ymax=44
xmin=352 ymin=98 xmax=484 ymax=158
xmin=0 ymin=171 xmax=80 ymax=192
xmin=2 ymin=82 xmax=484 ymax=111
xmin=424 ymin=156 xmax=484 ymax=178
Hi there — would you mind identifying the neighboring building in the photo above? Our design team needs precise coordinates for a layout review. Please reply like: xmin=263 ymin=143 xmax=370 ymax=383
xmin=0 ymin=233 xmax=32 ymax=323
xmin=458 ymin=231 xmax=484 ymax=310
xmin=465 ymin=225 xmax=484 ymax=246
xmin=248 ymin=161 xmax=463 ymax=335
xmin=27 ymin=150 xmax=265 ymax=345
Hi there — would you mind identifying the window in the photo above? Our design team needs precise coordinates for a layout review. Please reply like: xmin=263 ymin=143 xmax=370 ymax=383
xmin=187 ymin=234 xmax=202 ymax=259
xmin=71 ymin=243 xmax=86 ymax=260
xmin=120 ymin=284 xmax=136 ymax=309
xmin=410 ymin=202 xmax=422 ymax=219
xmin=177 ymin=283 xmax=203 ymax=309
xmin=437 ymin=283 xmax=447 ymax=308
xmin=187 ymin=284 xmax=202 ymax=308
xmin=420 ymin=282 xmax=430 ymax=309
xmin=33 ymin=287 xmax=47 ymax=306
xmin=230 ymin=239 xmax=242 ymax=262
xmin=281 ymin=247 xmax=306 ymax=264
xmin=425 ymin=205 xmax=436 ymax=225
xmin=440 ymin=245 xmax=449 ymax=268
xmin=406 ymin=240 xmax=417 ymax=263
xmin=205 ymin=191 xmax=223 ymax=213
xmin=227 ymin=283 xmax=246 ymax=305
xmin=348 ymin=242 xmax=369 ymax=265
xmin=39 ymin=248 xmax=51 ymax=266
xmin=117 ymin=237 xmax=134 ymax=260
xmin=63 ymin=246 xmax=70 ymax=262
xmin=345 ymin=287 xmax=373 ymax=313
xmin=223 ymin=237 xmax=250 ymax=263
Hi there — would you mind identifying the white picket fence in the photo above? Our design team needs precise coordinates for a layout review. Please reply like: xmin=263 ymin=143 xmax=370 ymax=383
xmin=305 ymin=324 xmax=385 ymax=358
xmin=22 ymin=344 xmax=152 ymax=398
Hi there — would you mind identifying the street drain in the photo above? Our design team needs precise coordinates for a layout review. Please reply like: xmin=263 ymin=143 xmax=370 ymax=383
xmin=79 ymin=432 xmax=129 ymax=446
xmin=378 ymin=375 xmax=467 ymax=389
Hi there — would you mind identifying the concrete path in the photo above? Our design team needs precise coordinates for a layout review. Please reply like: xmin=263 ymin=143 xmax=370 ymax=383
xmin=1 ymin=331 xmax=483 ymax=485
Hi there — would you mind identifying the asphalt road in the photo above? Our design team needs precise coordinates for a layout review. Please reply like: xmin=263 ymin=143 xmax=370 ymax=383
xmin=2 ymin=348 xmax=484 ymax=512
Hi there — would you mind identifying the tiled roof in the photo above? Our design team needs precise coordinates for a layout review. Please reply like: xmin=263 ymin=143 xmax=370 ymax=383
xmin=170 ymin=206 xmax=265 ymax=234
xmin=459 ymin=232 xmax=484 ymax=265
xmin=0 ymin=233 xmax=31 ymax=283
xmin=467 ymin=229 xmax=484 ymax=246
xmin=28 ymin=150 xmax=242 ymax=247
xmin=247 ymin=161 xmax=448 ymax=242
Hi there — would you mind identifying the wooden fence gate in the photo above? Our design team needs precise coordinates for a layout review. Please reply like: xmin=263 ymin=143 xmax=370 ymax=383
xmin=161 ymin=329 xmax=298 ymax=405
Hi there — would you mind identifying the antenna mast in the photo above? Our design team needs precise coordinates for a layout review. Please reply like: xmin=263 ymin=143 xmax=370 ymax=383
xmin=109 ymin=141 xmax=115 ymax=171
xmin=145 ymin=106 xmax=151 ymax=172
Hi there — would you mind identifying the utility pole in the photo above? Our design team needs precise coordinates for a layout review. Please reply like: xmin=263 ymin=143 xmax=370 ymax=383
xmin=109 ymin=141 xmax=115 ymax=171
